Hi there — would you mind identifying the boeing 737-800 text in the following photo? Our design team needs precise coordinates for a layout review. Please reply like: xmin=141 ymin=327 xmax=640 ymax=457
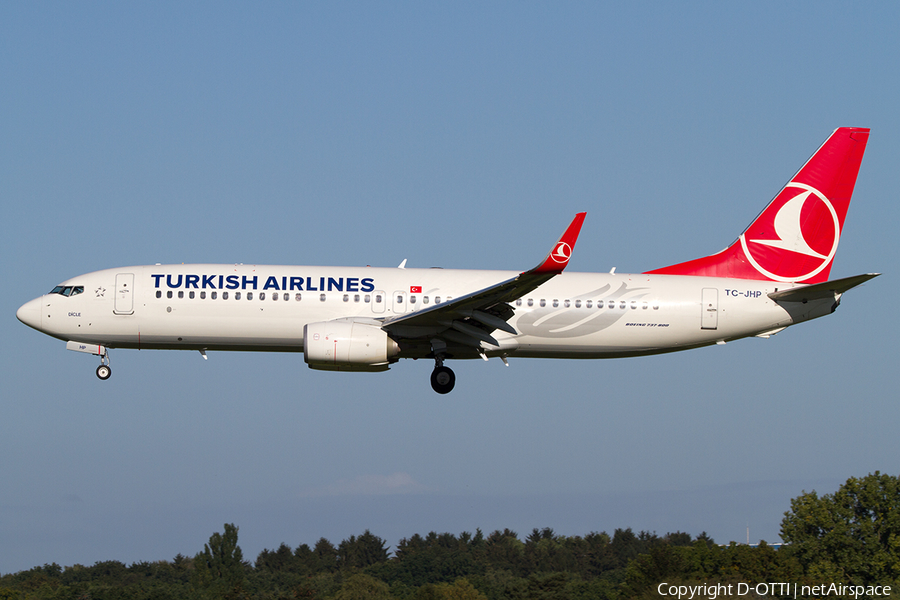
xmin=17 ymin=128 xmax=877 ymax=393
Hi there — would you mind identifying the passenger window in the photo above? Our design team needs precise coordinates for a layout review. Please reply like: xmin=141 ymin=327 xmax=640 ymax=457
xmin=564 ymin=299 xmax=570 ymax=308
xmin=375 ymin=294 xmax=382 ymax=303
xmin=642 ymin=302 xmax=648 ymax=309
xmin=527 ymin=298 xmax=533 ymax=307
xmin=343 ymin=294 xmax=349 ymax=302
xmin=295 ymin=293 xmax=302 ymax=301
xmin=178 ymin=291 xmax=184 ymax=299
xmin=235 ymin=292 xmax=241 ymax=300
xmin=223 ymin=291 xmax=229 ymax=300
xmin=575 ymin=300 xmax=581 ymax=308
xmin=540 ymin=299 xmax=546 ymax=307
xmin=653 ymin=304 xmax=660 ymax=310
xmin=515 ymin=299 xmax=522 ymax=307
xmin=435 ymin=296 xmax=441 ymax=303
xmin=272 ymin=292 xmax=277 ymax=301
xmin=283 ymin=293 xmax=289 ymax=301
xmin=620 ymin=301 xmax=626 ymax=309
xmin=247 ymin=292 xmax=253 ymax=300
xmin=212 ymin=291 xmax=217 ymax=300
xmin=586 ymin=300 xmax=592 ymax=308
xmin=189 ymin=291 xmax=195 ymax=299
xmin=630 ymin=301 xmax=637 ymax=309
xmin=320 ymin=293 xmax=326 ymax=302
xmin=410 ymin=295 xmax=416 ymax=304
xmin=553 ymin=300 xmax=559 ymax=308
xmin=156 ymin=290 xmax=162 ymax=299
xmin=364 ymin=294 xmax=371 ymax=303
xmin=200 ymin=291 xmax=206 ymax=299
xmin=423 ymin=296 xmax=429 ymax=305
xmin=260 ymin=292 xmax=265 ymax=300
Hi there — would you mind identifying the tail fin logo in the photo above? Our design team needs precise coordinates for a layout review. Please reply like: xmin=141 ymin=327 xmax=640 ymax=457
xmin=739 ymin=182 xmax=840 ymax=282
xmin=551 ymin=242 xmax=572 ymax=264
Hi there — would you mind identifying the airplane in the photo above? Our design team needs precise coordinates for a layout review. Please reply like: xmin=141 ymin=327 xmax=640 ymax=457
xmin=17 ymin=127 xmax=878 ymax=394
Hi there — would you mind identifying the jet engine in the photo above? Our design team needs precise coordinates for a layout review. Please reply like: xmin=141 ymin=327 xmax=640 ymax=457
xmin=303 ymin=320 xmax=399 ymax=372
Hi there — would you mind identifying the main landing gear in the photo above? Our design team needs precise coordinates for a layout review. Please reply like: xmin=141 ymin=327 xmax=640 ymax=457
xmin=430 ymin=355 xmax=455 ymax=394
xmin=96 ymin=352 xmax=111 ymax=380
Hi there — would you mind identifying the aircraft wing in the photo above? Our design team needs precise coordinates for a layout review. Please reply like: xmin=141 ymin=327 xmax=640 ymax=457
xmin=381 ymin=213 xmax=586 ymax=347
xmin=767 ymin=273 xmax=880 ymax=303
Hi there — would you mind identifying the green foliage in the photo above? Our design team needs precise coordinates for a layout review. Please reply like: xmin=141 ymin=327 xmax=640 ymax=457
xmin=333 ymin=573 xmax=392 ymax=600
xmin=484 ymin=529 xmax=524 ymax=574
xmin=2 ymin=474 xmax=896 ymax=599
xmin=313 ymin=537 xmax=339 ymax=573
xmin=0 ymin=588 xmax=21 ymax=600
xmin=193 ymin=523 xmax=247 ymax=599
xmin=415 ymin=578 xmax=487 ymax=600
xmin=338 ymin=530 xmax=390 ymax=569
xmin=378 ymin=531 xmax=486 ymax=588
xmin=780 ymin=471 xmax=900 ymax=586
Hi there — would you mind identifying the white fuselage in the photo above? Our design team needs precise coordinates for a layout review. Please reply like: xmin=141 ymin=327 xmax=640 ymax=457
xmin=21 ymin=264 xmax=829 ymax=361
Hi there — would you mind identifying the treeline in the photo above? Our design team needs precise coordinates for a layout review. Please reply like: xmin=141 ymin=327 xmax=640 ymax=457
xmin=2 ymin=472 xmax=898 ymax=599
xmin=0 ymin=526 xmax=802 ymax=600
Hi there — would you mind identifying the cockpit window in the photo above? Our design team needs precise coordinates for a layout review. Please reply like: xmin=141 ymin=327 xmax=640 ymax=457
xmin=49 ymin=285 xmax=84 ymax=297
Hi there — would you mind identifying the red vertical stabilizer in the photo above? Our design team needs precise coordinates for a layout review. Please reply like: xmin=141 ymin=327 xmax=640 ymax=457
xmin=646 ymin=127 xmax=869 ymax=283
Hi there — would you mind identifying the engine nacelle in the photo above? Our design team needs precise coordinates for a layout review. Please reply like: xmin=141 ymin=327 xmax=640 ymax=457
xmin=303 ymin=320 xmax=399 ymax=372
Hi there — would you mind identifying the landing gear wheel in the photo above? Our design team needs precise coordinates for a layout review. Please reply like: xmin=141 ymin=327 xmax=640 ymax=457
xmin=430 ymin=366 xmax=456 ymax=394
xmin=96 ymin=365 xmax=112 ymax=380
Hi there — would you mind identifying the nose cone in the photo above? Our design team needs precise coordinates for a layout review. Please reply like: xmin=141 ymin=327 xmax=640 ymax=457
xmin=17 ymin=297 xmax=43 ymax=331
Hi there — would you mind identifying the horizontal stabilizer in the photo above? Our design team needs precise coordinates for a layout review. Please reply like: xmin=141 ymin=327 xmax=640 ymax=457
xmin=768 ymin=273 xmax=880 ymax=303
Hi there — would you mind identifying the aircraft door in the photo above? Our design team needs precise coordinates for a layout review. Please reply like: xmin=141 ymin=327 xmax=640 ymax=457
xmin=701 ymin=287 xmax=718 ymax=330
xmin=371 ymin=290 xmax=386 ymax=314
xmin=114 ymin=273 xmax=135 ymax=315
xmin=392 ymin=291 xmax=407 ymax=314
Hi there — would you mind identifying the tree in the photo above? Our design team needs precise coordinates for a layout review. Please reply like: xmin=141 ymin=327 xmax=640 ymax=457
xmin=256 ymin=543 xmax=299 ymax=573
xmin=337 ymin=530 xmax=389 ymax=569
xmin=332 ymin=573 xmax=392 ymax=600
xmin=484 ymin=529 xmax=524 ymax=574
xmin=415 ymin=578 xmax=488 ymax=600
xmin=781 ymin=471 xmax=900 ymax=586
xmin=313 ymin=537 xmax=339 ymax=572
xmin=193 ymin=523 xmax=247 ymax=599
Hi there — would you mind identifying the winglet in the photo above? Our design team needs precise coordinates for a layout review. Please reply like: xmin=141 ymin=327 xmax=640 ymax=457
xmin=531 ymin=212 xmax=587 ymax=274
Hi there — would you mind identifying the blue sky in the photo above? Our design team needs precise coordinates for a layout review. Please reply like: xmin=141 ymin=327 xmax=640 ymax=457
xmin=2 ymin=2 xmax=898 ymax=574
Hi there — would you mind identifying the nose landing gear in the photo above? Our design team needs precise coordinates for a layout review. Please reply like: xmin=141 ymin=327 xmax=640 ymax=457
xmin=96 ymin=352 xmax=111 ymax=380
xmin=65 ymin=342 xmax=112 ymax=380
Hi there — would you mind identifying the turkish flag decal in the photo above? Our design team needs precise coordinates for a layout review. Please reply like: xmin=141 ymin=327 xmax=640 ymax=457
xmin=410 ymin=286 xmax=422 ymax=293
